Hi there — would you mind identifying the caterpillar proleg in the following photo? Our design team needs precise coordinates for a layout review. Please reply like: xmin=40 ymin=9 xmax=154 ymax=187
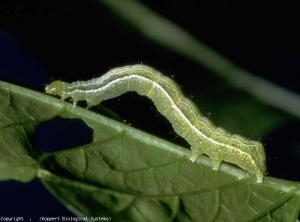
xmin=45 ymin=65 xmax=266 ymax=183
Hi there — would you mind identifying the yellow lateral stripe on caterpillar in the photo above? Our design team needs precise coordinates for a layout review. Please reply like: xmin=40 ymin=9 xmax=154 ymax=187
xmin=45 ymin=64 xmax=266 ymax=183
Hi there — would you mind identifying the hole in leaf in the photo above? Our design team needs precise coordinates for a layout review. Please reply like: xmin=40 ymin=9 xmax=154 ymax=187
xmin=32 ymin=116 xmax=93 ymax=152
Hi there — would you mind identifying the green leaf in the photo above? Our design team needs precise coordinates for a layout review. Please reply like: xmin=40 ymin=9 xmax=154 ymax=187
xmin=1 ymin=80 xmax=300 ymax=221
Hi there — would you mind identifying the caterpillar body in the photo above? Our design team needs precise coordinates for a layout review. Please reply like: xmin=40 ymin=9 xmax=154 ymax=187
xmin=45 ymin=64 xmax=266 ymax=183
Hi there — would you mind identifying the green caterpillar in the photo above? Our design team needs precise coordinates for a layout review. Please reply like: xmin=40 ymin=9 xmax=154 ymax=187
xmin=45 ymin=64 xmax=266 ymax=183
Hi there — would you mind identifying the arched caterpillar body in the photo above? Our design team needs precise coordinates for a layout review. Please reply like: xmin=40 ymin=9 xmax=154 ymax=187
xmin=45 ymin=64 xmax=266 ymax=183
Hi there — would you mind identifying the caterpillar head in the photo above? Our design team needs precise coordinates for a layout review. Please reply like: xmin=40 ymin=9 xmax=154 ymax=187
xmin=45 ymin=80 xmax=63 ymax=96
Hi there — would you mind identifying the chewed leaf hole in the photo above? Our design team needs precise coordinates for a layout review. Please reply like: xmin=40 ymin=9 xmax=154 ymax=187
xmin=33 ymin=116 xmax=93 ymax=152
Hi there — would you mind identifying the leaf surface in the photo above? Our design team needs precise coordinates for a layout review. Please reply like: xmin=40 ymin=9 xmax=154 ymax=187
xmin=1 ymin=80 xmax=300 ymax=221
